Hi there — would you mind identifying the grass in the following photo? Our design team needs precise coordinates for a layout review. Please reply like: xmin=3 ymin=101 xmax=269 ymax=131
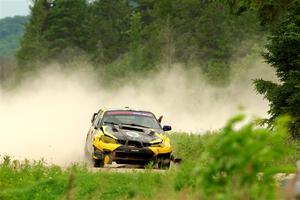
xmin=0 ymin=158 xmax=173 ymax=200
xmin=1 ymin=116 xmax=300 ymax=200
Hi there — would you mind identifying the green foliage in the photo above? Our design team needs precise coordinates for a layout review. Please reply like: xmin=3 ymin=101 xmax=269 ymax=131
xmin=128 ymin=11 xmax=144 ymax=71
xmin=87 ymin=0 xmax=131 ymax=65
xmin=198 ymin=115 xmax=290 ymax=199
xmin=170 ymin=132 xmax=216 ymax=160
xmin=0 ymin=156 xmax=165 ymax=200
xmin=136 ymin=0 xmax=264 ymax=84
xmin=0 ymin=16 xmax=29 ymax=57
xmin=216 ymin=0 xmax=296 ymax=25
xmin=0 ymin=156 xmax=67 ymax=200
xmin=16 ymin=0 xmax=51 ymax=72
xmin=44 ymin=0 xmax=89 ymax=61
xmin=254 ymin=1 xmax=300 ymax=138
xmin=175 ymin=115 xmax=296 ymax=199
xmin=17 ymin=0 xmax=89 ymax=70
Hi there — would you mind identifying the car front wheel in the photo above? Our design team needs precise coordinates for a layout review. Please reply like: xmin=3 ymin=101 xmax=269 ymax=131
xmin=157 ymin=153 xmax=171 ymax=169
xmin=158 ymin=158 xmax=170 ymax=169
xmin=94 ymin=158 xmax=104 ymax=168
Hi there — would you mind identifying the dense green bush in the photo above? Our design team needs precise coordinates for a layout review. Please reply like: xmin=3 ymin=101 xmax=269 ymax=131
xmin=174 ymin=115 xmax=298 ymax=200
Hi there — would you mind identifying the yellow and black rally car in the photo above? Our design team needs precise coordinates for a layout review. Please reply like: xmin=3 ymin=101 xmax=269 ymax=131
xmin=85 ymin=108 xmax=172 ymax=168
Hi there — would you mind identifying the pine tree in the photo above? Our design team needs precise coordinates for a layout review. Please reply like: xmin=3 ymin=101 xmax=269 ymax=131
xmin=218 ymin=0 xmax=295 ymax=25
xmin=254 ymin=1 xmax=300 ymax=138
xmin=16 ymin=0 xmax=51 ymax=71
xmin=44 ymin=0 xmax=88 ymax=61
xmin=87 ymin=0 xmax=131 ymax=64
xmin=129 ymin=11 xmax=143 ymax=71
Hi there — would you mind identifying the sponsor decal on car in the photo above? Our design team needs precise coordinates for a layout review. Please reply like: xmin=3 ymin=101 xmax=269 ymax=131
xmin=126 ymin=131 xmax=140 ymax=138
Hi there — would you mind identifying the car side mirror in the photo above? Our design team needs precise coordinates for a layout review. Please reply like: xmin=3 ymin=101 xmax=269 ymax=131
xmin=91 ymin=113 xmax=97 ymax=123
xmin=163 ymin=125 xmax=172 ymax=131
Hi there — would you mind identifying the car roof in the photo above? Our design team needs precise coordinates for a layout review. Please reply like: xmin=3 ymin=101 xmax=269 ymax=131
xmin=100 ymin=107 xmax=154 ymax=114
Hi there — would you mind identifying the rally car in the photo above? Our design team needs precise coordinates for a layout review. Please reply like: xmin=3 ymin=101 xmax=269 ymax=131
xmin=85 ymin=108 xmax=173 ymax=169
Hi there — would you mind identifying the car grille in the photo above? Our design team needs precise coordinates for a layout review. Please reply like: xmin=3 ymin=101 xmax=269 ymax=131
xmin=117 ymin=139 xmax=152 ymax=148
xmin=115 ymin=151 xmax=153 ymax=160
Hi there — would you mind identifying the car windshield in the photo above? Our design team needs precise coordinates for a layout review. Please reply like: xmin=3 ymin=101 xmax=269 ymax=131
xmin=102 ymin=111 xmax=161 ymax=129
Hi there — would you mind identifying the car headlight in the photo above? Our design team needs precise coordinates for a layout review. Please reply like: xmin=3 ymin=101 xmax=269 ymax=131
xmin=101 ymin=135 xmax=117 ymax=144
xmin=150 ymin=139 xmax=164 ymax=147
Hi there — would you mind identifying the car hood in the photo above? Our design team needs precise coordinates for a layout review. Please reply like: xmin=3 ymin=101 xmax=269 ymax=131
xmin=101 ymin=124 xmax=163 ymax=143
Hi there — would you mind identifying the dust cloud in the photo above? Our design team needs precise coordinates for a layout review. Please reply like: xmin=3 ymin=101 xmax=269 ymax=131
xmin=0 ymin=60 xmax=276 ymax=165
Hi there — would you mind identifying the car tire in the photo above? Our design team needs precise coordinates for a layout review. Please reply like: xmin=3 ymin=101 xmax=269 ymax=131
xmin=158 ymin=158 xmax=171 ymax=169
xmin=94 ymin=158 xmax=104 ymax=168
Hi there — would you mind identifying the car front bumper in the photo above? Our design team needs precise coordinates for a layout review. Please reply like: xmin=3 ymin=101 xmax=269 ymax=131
xmin=93 ymin=145 xmax=172 ymax=165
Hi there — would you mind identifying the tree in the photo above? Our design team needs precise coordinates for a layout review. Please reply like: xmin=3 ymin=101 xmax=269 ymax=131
xmin=254 ymin=1 xmax=300 ymax=138
xmin=138 ymin=0 xmax=262 ymax=84
xmin=0 ymin=16 xmax=29 ymax=57
xmin=44 ymin=0 xmax=89 ymax=61
xmin=17 ymin=0 xmax=89 ymax=67
xmin=87 ymin=0 xmax=131 ymax=64
xmin=217 ymin=0 xmax=296 ymax=25
xmin=16 ymin=0 xmax=51 ymax=71
xmin=14 ymin=0 xmax=265 ymax=81
xmin=128 ymin=11 xmax=144 ymax=71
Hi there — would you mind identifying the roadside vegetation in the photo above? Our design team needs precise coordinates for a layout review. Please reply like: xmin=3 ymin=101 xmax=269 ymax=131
xmin=1 ymin=115 xmax=299 ymax=200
